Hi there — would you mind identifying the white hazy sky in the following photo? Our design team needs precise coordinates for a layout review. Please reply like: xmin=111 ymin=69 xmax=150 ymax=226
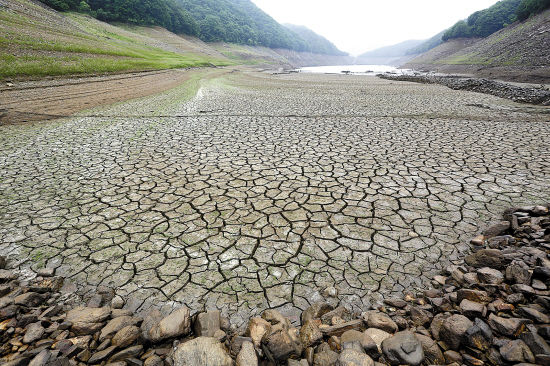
xmin=251 ymin=0 xmax=500 ymax=55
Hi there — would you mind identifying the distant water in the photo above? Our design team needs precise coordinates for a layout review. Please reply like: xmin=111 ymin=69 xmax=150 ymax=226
xmin=297 ymin=64 xmax=411 ymax=76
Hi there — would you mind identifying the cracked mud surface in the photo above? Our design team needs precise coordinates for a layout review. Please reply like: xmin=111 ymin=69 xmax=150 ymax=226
xmin=1 ymin=70 xmax=549 ymax=325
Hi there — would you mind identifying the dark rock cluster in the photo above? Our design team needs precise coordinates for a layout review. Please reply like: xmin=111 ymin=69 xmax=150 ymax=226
xmin=1 ymin=203 xmax=550 ymax=365
xmin=378 ymin=74 xmax=550 ymax=105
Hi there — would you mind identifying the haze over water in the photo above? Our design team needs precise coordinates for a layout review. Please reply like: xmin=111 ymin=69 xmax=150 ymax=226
xmin=298 ymin=64 xmax=410 ymax=75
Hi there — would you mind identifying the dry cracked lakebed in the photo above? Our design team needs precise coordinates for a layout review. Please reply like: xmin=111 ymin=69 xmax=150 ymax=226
xmin=1 ymin=69 xmax=549 ymax=325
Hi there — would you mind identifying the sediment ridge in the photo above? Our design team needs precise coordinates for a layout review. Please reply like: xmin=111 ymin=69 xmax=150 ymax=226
xmin=1 ymin=203 xmax=550 ymax=365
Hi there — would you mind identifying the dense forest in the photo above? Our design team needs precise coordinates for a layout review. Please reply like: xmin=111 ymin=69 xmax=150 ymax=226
xmin=443 ymin=0 xmax=550 ymax=41
xmin=39 ymin=0 xmax=199 ymax=35
xmin=37 ymin=0 xmax=345 ymax=55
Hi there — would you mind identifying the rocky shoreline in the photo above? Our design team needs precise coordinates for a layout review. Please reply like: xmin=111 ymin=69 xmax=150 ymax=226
xmin=378 ymin=74 xmax=550 ymax=106
xmin=1 ymin=203 xmax=550 ymax=366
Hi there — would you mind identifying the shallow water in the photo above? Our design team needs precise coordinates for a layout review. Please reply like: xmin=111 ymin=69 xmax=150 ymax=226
xmin=298 ymin=64 xmax=411 ymax=75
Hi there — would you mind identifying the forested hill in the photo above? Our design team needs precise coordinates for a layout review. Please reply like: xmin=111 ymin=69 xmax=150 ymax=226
xmin=443 ymin=0 xmax=550 ymax=41
xmin=37 ymin=0 xmax=346 ymax=55
xmin=283 ymin=24 xmax=347 ymax=56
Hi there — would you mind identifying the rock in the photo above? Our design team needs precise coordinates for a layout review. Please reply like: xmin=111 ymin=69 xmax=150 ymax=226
xmin=109 ymin=345 xmax=143 ymax=362
xmin=173 ymin=337 xmax=232 ymax=366
xmin=460 ymin=299 xmax=487 ymax=318
xmin=506 ymin=262 xmax=532 ymax=284
xmin=414 ymin=333 xmax=444 ymax=365
xmin=236 ymin=341 xmax=257 ymax=366
xmin=29 ymin=349 xmax=52 ymax=366
xmin=341 ymin=330 xmax=378 ymax=356
xmin=366 ymin=312 xmax=398 ymax=333
xmin=194 ymin=310 xmax=221 ymax=337
xmin=246 ymin=317 xmax=271 ymax=348
xmin=465 ymin=249 xmax=505 ymax=269
xmin=36 ymin=268 xmax=55 ymax=277
xmin=381 ymin=331 xmax=424 ymax=366
xmin=439 ymin=314 xmax=472 ymax=350
xmin=66 ymin=307 xmax=110 ymax=335
xmin=313 ymin=348 xmax=339 ymax=366
xmin=456 ymin=289 xmax=491 ymax=303
xmin=513 ymin=284 xmax=536 ymax=295
xmin=112 ymin=325 xmax=140 ymax=348
xmin=14 ymin=292 xmax=46 ymax=307
xmin=476 ymin=267 xmax=504 ymax=284
xmin=364 ymin=328 xmax=391 ymax=352
xmin=263 ymin=328 xmax=302 ymax=361
xmin=111 ymin=296 xmax=124 ymax=309
xmin=444 ymin=350 xmax=462 ymax=364
xmin=0 ymin=269 xmax=15 ymax=281
xmin=302 ymin=303 xmax=333 ymax=323
xmin=0 ymin=256 xmax=6 ymax=269
xmin=23 ymin=322 xmax=45 ymax=344
xmin=321 ymin=307 xmax=351 ymax=324
xmin=383 ymin=298 xmax=407 ymax=308
xmin=146 ymin=307 xmax=191 ymax=342
xmin=88 ymin=345 xmax=117 ymax=364
xmin=500 ymin=340 xmax=535 ymax=363
xmin=144 ymin=355 xmax=163 ymax=366
xmin=488 ymin=314 xmax=526 ymax=337
xmin=522 ymin=328 xmax=550 ymax=355
xmin=300 ymin=320 xmax=323 ymax=348
xmin=100 ymin=316 xmax=141 ymax=341
xmin=532 ymin=279 xmax=547 ymax=290
xmin=336 ymin=349 xmax=374 ymax=366
xmin=482 ymin=221 xmax=510 ymax=237
xmin=465 ymin=318 xmax=493 ymax=351
xmin=320 ymin=319 xmax=363 ymax=337
xmin=409 ymin=307 xmax=432 ymax=327
xmin=520 ymin=306 xmax=550 ymax=323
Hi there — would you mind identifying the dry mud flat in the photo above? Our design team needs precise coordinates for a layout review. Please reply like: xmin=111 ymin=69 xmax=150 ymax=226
xmin=0 ymin=70 xmax=549 ymax=325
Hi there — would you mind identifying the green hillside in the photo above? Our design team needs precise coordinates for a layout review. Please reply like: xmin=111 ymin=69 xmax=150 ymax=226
xmin=36 ymin=0 xmax=344 ymax=54
xmin=283 ymin=24 xmax=347 ymax=56
xmin=442 ymin=0 xmax=549 ymax=41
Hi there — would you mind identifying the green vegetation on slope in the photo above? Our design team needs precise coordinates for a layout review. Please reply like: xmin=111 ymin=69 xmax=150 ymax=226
xmin=443 ymin=0 xmax=522 ymax=41
xmin=283 ymin=24 xmax=347 ymax=56
xmin=38 ymin=0 xmax=345 ymax=55
xmin=40 ymin=0 xmax=199 ymax=35
xmin=0 ymin=2 xmax=230 ymax=79
xmin=516 ymin=0 xmax=550 ymax=20
xmin=405 ymin=30 xmax=445 ymax=55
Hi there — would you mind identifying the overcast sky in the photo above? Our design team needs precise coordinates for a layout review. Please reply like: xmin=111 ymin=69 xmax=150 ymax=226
xmin=251 ymin=0 xmax=499 ymax=55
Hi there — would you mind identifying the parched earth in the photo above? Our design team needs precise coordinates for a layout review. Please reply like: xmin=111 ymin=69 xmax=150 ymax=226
xmin=1 ymin=69 xmax=549 ymax=325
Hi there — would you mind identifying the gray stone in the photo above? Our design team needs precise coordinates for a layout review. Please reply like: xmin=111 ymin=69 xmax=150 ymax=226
xmin=465 ymin=318 xmax=493 ymax=351
xmin=173 ymin=337 xmax=232 ymax=366
xmin=36 ymin=268 xmax=55 ymax=277
xmin=460 ymin=299 xmax=487 ymax=318
xmin=88 ymin=345 xmax=117 ymax=364
xmin=366 ymin=312 xmax=398 ymax=333
xmin=500 ymin=340 xmax=535 ymax=363
xmin=236 ymin=341 xmax=257 ymax=366
xmin=100 ymin=316 xmax=141 ymax=341
xmin=506 ymin=262 xmax=532 ymax=284
xmin=194 ymin=310 xmax=221 ymax=337
xmin=144 ymin=355 xmax=163 ymax=366
xmin=146 ymin=307 xmax=191 ymax=342
xmin=439 ymin=314 xmax=472 ymax=350
xmin=488 ymin=314 xmax=526 ymax=337
xmin=66 ymin=306 xmax=111 ymax=335
xmin=477 ymin=267 xmax=504 ymax=284
xmin=263 ymin=328 xmax=302 ymax=361
xmin=29 ymin=349 xmax=51 ymax=366
xmin=14 ymin=292 xmax=46 ymax=307
xmin=313 ymin=349 xmax=339 ymax=366
xmin=302 ymin=303 xmax=333 ymax=324
xmin=414 ymin=333 xmax=444 ymax=365
xmin=300 ymin=320 xmax=323 ymax=348
xmin=482 ymin=221 xmax=510 ymax=237
xmin=465 ymin=249 xmax=505 ymax=269
xmin=109 ymin=345 xmax=143 ymax=362
xmin=381 ymin=331 xmax=424 ymax=366
xmin=364 ymin=328 xmax=391 ymax=352
xmin=336 ymin=349 xmax=374 ymax=366
xmin=23 ymin=322 xmax=45 ymax=344
xmin=341 ymin=330 xmax=378 ymax=356
xmin=112 ymin=325 xmax=140 ymax=348
xmin=111 ymin=296 xmax=124 ymax=309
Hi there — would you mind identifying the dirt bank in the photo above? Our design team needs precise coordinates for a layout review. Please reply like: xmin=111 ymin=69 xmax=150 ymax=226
xmin=0 ymin=68 xmax=210 ymax=124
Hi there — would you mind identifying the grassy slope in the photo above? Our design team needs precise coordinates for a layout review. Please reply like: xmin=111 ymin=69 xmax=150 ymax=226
xmin=405 ymin=9 xmax=550 ymax=68
xmin=0 ymin=0 xmax=231 ymax=79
